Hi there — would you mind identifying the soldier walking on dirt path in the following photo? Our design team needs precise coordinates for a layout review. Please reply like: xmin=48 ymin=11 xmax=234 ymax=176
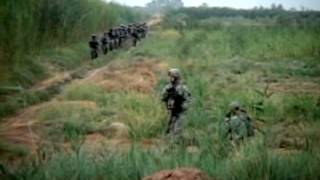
xmin=100 ymin=32 xmax=109 ymax=55
xmin=89 ymin=34 xmax=99 ymax=60
xmin=161 ymin=68 xmax=191 ymax=139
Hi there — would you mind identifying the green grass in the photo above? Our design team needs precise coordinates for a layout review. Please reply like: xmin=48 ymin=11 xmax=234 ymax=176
xmin=1 ymin=16 xmax=320 ymax=179
xmin=6 ymin=141 xmax=320 ymax=180
xmin=0 ymin=0 xmax=145 ymax=87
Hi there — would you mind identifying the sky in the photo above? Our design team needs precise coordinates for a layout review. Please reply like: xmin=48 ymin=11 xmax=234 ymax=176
xmin=110 ymin=0 xmax=320 ymax=10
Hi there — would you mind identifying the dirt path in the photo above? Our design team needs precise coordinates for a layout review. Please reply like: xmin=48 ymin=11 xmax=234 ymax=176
xmin=0 ymin=59 xmax=169 ymax=162
xmin=0 ymin=17 xmax=165 ymax=162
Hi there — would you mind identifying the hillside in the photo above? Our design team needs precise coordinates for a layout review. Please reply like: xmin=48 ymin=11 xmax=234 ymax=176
xmin=1 ymin=5 xmax=320 ymax=180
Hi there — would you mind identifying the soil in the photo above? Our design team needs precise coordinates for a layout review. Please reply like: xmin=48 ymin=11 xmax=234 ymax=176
xmin=143 ymin=168 xmax=211 ymax=180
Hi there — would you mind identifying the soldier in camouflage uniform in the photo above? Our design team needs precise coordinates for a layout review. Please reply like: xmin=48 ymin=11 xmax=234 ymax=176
xmin=108 ymin=28 xmax=117 ymax=50
xmin=89 ymin=34 xmax=99 ymax=60
xmin=161 ymin=68 xmax=191 ymax=137
xmin=100 ymin=32 xmax=109 ymax=55
xmin=224 ymin=101 xmax=255 ymax=146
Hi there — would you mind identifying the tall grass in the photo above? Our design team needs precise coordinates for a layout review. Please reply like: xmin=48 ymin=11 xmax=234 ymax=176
xmin=5 ymin=140 xmax=320 ymax=180
xmin=0 ymin=0 xmax=144 ymax=87
xmin=1 ymin=10 xmax=320 ymax=179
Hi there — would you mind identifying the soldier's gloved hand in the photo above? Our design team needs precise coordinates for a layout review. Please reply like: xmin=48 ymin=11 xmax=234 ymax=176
xmin=167 ymin=100 xmax=174 ymax=110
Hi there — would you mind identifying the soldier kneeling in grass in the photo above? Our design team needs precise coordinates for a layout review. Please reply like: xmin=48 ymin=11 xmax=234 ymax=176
xmin=161 ymin=68 xmax=192 ymax=140
xmin=223 ymin=101 xmax=255 ymax=146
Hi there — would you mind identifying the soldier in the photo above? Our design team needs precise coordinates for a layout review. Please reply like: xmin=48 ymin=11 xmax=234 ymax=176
xmin=161 ymin=68 xmax=191 ymax=138
xmin=141 ymin=22 xmax=148 ymax=38
xmin=224 ymin=101 xmax=255 ymax=146
xmin=119 ymin=25 xmax=127 ymax=46
xmin=100 ymin=32 xmax=109 ymax=55
xmin=89 ymin=34 xmax=99 ymax=60
xmin=114 ymin=27 xmax=121 ymax=48
xmin=131 ymin=26 xmax=140 ymax=47
xmin=108 ymin=28 xmax=115 ymax=51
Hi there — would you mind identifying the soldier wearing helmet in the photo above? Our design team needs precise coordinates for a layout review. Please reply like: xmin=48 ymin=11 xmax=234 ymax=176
xmin=161 ymin=68 xmax=191 ymax=138
xmin=89 ymin=34 xmax=99 ymax=60
xmin=224 ymin=101 xmax=255 ymax=146
xmin=100 ymin=32 xmax=109 ymax=55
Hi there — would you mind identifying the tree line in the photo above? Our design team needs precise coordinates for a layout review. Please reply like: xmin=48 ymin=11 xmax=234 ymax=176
xmin=164 ymin=5 xmax=320 ymax=29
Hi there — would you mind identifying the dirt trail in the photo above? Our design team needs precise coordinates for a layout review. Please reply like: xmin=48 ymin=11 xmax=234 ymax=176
xmin=0 ymin=16 xmax=166 ymax=159
xmin=0 ymin=17 xmax=171 ymax=165
xmin=30 ymin=16 xmax=162 ymax=92
xmin=147 ymin=15 xmax=163 ymax=27
xmin=0 ymin=58 xmax=169 ymax=161
xmin=81 ymin=60 xmax=162 ymax=93
xmin=32 ymin=72 xmax=72 ymax=91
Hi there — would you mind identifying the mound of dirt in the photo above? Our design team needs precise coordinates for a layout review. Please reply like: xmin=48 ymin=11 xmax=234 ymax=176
xmin=83 ymin=61 xmax=161 ymax=93
xmin=258 ymin=76 xmax=320 ymax=95
xmin=0 ymin=100 xmax=98 ymax=155
xmin=81 ymin=133 xmax=108 ymax=153
xmin=81 ymin=133 xmax=133 ymax=154
xmin=82 ymin=122 xmax=132 ymax=153
xmin=102 ymin=122 xmax=130 ymax=139
xmin=268 ymin=122 xmax=307 ymax=150
xmin=270 ymin=81 xmax=320 ymax=95
xmin=141 ymin=138 xmax=166 ymax=150
xmin=143 ymin=168 xmax=211 ymax=180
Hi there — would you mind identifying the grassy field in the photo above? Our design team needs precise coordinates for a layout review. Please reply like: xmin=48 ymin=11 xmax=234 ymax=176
xmin=1 ymin=16 xmax=320 ymax=179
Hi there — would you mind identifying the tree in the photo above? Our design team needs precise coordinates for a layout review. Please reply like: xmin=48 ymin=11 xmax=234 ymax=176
xmin=200 ymin=3 xmax=209 ymax=8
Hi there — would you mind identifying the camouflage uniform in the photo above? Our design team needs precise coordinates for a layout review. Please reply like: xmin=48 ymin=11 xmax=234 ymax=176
xmin=224 ymin=101 xmax=254 ymax=146
xmin=161 ymin=69 xmax=191 ymax=137
xmin=108 ymin=28 xmax=117 ymax=50
xmin=100 ymin=32 xmax=109 ymax=55
xmin=89 ymin=34 xmax=99 ymax=60
xmin=119 ymin=25 xmax=127 ymax=47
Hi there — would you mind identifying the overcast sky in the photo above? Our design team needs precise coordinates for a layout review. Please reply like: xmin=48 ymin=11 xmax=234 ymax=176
xmin=110 ymin=0 xmax=320 ymax=10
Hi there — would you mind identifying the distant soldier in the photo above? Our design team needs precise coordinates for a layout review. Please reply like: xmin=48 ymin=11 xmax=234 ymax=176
xmin=131 ymin=26 xmax=140 ymax=46
xmin=161 ymin=68 xmax=191 ymax=137
xmin=108 ymin=29 xmax=115 ymax=51
xmin=224 ymin=101 xmax=255 ymax=146
xmin=141 ymin=22 xmax=148 ymax=38
xmin=89 ymin=34 xmax=99 ymax=60
xmin=100 ymin=32 xmax=109 ymax=55
xmin=119 ymin=25 xmax=128 ymax=46
xmin=113 ymin=28 xmax=120 ymax=48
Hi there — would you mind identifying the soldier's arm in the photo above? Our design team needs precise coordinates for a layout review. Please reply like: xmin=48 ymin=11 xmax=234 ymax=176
xmin=161 ymin=85 xmax=170 ymax=102
xmin=222 ymin=116 xmax=231 ymax=139
xmin=181 ymin=85 xmax=192 ymax=110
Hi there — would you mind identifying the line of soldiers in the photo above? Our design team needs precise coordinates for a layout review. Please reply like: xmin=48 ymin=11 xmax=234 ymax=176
xmin=161 ymin=68 xmax=255 ymax=146
xmin=89 ymin=22 xmax=148 ymax=60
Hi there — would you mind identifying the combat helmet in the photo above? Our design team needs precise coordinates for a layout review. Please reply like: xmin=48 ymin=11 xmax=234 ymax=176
xmin=229 ymin=101 xmax=242 ymax=111
xmin=168 ymin=68 xmax=181 ymax=79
